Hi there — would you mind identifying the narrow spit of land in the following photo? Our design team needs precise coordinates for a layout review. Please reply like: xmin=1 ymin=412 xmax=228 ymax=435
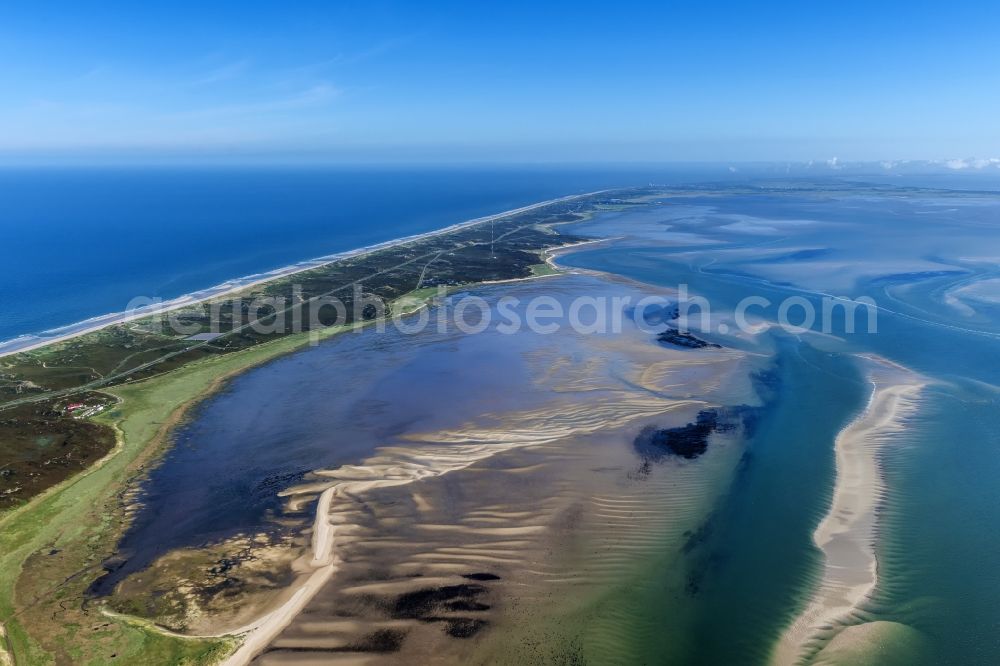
xmin=0 ymin=189 xmax=645 ymax=666
xmin=0 ymin=189 xmax=632 ymax=507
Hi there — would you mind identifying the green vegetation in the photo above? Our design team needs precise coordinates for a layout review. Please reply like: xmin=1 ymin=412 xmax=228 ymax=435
xmin=0 ymin=191 xmax=650 ymax=664
xmin=529 ymin=262 xmax=560 ymax=277
xmin=0 ymin=198 xmax=608 ymax=510
xmin=0 ymin=311 xmax=399 ymax=663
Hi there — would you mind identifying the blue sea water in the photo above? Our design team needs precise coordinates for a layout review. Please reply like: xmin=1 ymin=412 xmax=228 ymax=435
xmin=559 ymin=183 xmax=1000 ymax=663
xmin=7 ymin=166 xmax=998 ymax=345
xmin=0 ymin=165 xmax=735 ymax=342
xmin=21 ymin=170 xmax=1000 ymax=661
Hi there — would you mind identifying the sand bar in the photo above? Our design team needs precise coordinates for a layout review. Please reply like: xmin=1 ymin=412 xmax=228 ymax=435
xmin=771 ymin=358 xmax=924 ymax=665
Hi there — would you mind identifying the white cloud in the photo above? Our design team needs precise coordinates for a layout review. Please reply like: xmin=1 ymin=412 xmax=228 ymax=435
xmin=943 ymin=157 xmax=1000 ymax=170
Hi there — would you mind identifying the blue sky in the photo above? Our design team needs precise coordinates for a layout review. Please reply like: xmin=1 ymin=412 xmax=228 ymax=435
xmin=1 ymin=1 xmax=998 ymax=163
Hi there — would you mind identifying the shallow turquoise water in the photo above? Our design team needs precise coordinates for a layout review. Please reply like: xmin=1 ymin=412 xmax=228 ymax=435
xmin=560 ymin=181 xmax=1000 ymax=663
xmin=680 ymin=342 xmax=864 ymax=663
xmin=867 ymin=382 xmax=1000 ymax=663
xmin=92 ymin=179 xmax=1000 ymax=663
xmin=563 ymin=247 xmax=869 ymax=663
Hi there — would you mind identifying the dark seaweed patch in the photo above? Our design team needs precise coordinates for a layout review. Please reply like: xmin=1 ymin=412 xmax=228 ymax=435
xmin=391 ymin=583 xmax=487 ymax=619
xmin=635 ymin=406 xmax=757 ymax=464
xmin=461 ymin=572 xmax=501 ymax=581
xmin=656 ymin=326 xmax=721 ymax=349
xmin=635 ymin=410 xmax=719 ymax=460
xmin=446 ymin=600 xmax=491 ymax=612
xmin=390 ymin=582 xmax=492 ymax=640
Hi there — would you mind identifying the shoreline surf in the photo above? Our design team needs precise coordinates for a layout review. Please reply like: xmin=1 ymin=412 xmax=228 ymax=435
xmin=0 ymin=190 xmax=610 ymax=360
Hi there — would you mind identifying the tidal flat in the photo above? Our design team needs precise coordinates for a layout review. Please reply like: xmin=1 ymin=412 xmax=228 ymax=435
xmin=558 ymin=184 xmax=1000 ymax=664
xmin=0 ymin=191 xmax=619 ymax=664
xmin=97 ymin=274 xmax=764 ymax=663
xmin=5 ymin=181 xmax=1000 ymax=665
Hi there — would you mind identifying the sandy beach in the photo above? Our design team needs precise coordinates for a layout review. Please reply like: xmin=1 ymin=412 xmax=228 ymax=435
xmin=0 ymin=191 xmax=607 ymax=360
xmin=771 ymin=357 xmax=925 ymax=665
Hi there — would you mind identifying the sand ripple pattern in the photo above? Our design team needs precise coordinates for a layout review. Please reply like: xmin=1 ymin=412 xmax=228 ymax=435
xmin=771 ymin=358 xmax=925 ymax=665
xmin=221 ymin=319 xmax=751 ymax=664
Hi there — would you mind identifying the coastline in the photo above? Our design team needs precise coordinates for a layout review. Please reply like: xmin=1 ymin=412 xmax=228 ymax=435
xmin=0 ymin=283 xmax=490 ymax=664
xmin=0 ymin=190 xmax=609 ymax=360
xmin=8 ymin=179 xmax=998 ymax=665
xmin=0 ymin=192 xmax=628 ymax=664
xmin=771 ymin=356 xmax=925 ymax=665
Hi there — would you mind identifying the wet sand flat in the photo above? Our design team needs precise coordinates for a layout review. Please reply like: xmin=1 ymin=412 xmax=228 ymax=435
xmin=214 ymin=275 xmax=761 ymax=664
